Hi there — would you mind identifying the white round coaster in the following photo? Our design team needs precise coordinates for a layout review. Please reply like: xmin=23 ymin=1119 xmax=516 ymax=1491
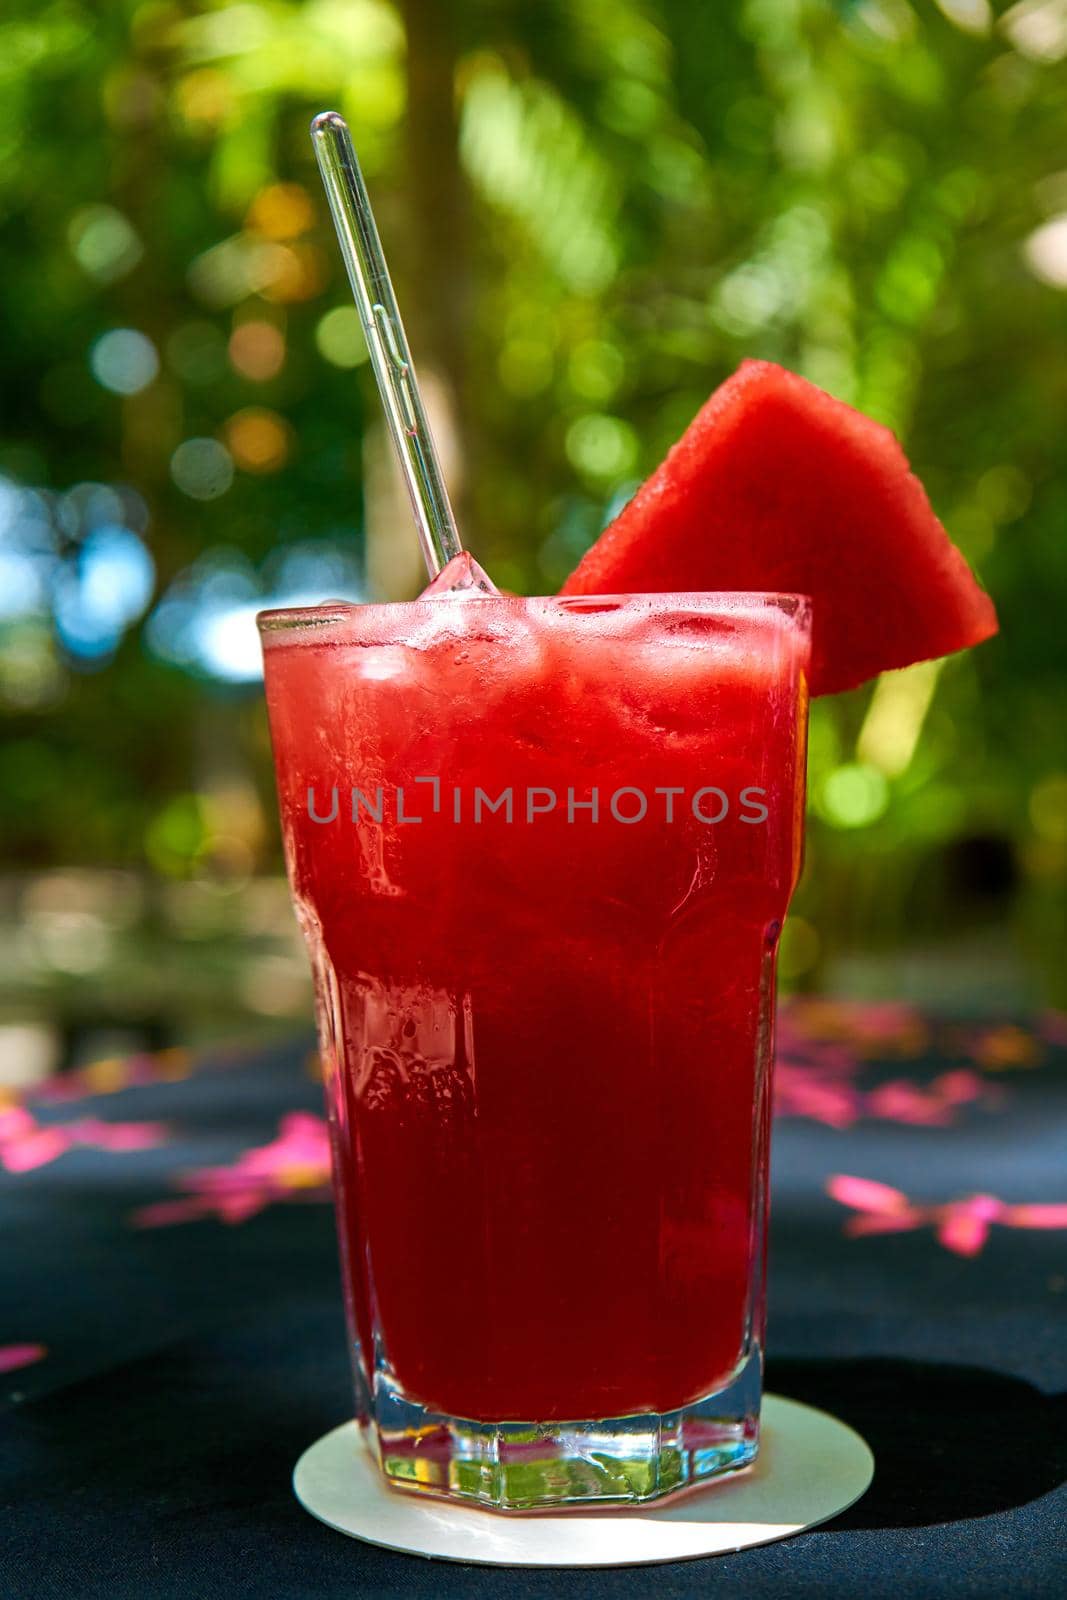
xmin=293 ymin=1394 xmax=874 ymax=1568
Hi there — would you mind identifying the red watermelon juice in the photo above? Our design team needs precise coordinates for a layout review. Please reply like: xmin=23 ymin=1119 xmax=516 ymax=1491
xmin=260 ymin=589 xmax=810 ymax=1507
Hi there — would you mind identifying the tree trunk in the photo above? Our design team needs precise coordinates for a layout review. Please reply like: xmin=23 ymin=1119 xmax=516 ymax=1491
xmin=395 ymin=0 xmax=473 ymax=537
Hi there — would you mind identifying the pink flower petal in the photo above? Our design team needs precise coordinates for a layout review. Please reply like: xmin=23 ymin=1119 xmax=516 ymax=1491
xmin=130 ymin=1113 xmax=333 ymax=1227
xmin=237 ymin=1115 xmax=330 ymax=1177
xmin=1 ymin=1128 xmax=71 ymax=1172
xmin=864 ymin=1070 xmax=988 ymax=1127
xmin=827 ymin=1175 xmax=912 ymax=1214
xmin=0 ymin=1107 xmax=36 ymax=1139
xmin=865 ymin=1082 xmax=950 ymax=1126
xmin=775 ymin=1068 xmax=860 ymax=1127
xmin=844 ymin=1213 xmax=922 ymax=1238
xmin=240 ymin=1152 xmax=295 ymax=1179
xmin=956 ymin=1194 xmax=1004 ymax=1223
xmin=932 ymin=1069 xmax=984 ymax=1105
xmin=32 ymin=1079 xmax=83 ymax=1104
xmin=97 ymin=1125 xmax=168 ymax=1152
xmin=1003 ymin=1203 xmax=1067 ymax=1229
xmin=174 ymin=1171 xmax=249 ymax=1196
xmin=217 ymin=1191 xmax=270 ymax=1224
xmin=0 ymin=1342 xmax=46 ymax=1374
xmin=937 ymin=1212 xmax=991 ymax=1256
xmin=130 ymin=1198 xmax=210 ymax=1228
xmin=66 ymin=1118 xmax=168 ymax=1151
xmin=275 ymin=1112 xmax=331 ymax=1156
xmin=280 ymin=1111 xmax=325 ymax=1138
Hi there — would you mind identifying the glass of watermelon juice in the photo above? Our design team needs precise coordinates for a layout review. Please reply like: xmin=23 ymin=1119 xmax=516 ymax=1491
xmin=259 ymin=587 xmax=810 ymax=1510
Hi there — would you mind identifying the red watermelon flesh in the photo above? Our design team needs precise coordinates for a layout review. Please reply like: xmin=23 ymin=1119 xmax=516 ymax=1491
xmin=561 ymin=361 xmax=997 ymax=696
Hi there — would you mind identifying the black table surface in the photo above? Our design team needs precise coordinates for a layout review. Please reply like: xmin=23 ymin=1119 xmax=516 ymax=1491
xmin=3 ymin=1000 xmax=1065 ymax=1598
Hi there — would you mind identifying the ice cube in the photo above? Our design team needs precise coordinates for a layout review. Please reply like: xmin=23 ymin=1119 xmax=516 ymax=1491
xmin=421 ymin=551 xmax=499 ymax=597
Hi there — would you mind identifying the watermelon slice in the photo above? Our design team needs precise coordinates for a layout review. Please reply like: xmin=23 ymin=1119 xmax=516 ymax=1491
xmin=561 ymin=361 xmax=997 ymax=696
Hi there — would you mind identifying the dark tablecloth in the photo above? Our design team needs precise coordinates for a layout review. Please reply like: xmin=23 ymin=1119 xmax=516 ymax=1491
xmin=2 ymin=1001 xmax=1065 ymax=1598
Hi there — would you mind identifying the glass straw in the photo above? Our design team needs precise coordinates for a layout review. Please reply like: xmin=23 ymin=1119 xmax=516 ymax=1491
xmin=311 ymin=110 xmax=463 ymax=581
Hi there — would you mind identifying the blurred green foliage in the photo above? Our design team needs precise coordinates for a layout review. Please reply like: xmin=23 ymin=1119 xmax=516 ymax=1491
xmin=0 ymin=0 xmax=1065 ymax=1014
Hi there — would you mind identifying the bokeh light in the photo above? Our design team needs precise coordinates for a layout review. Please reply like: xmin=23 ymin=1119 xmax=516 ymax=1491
xmin=246 ymin=182 xmax=316 ymax=240
xmin=1024 ymin=215 xmax=1067 ymax=288
xmin=257 ymin=242 xmax=327 ymax=304
xmin=1002 ymin=0 xmax=1067 ymax=62
xmin=90 ymin=329 xmax=159 ymax=396
xmin=145 ymin=794 xmax=208 ymax=875
xmin=174 ymin=68 xmax=235 ymax=128
xmin=52 ymin=524 xmax=156 ymax=666
xmin=0 ymin=483 xmax=54 ymax=619
xmin=170 ymin=439 xmax=234 ymax=500
xmin=228 ymin=321 xmax=285 ymax=381
xmin=0 ymin=549 xmax=50 ymax=620
xmin=567 ymin=341 xmax=624 ymax=403
xmin=223 ymin=408 xmax=292 ymax=474
xmin=68 ymin=205 xmax=143 ymax=284
xmin=146 ymin=542 xmax=363 ymax=684
xmin=189 ymin=236 xmax=328 ymax=308
xmin=934 ymin=1 xmax=993 ymax=39
xmin=0 ymin=476 xmax=154 ymax=669
xmin=818 ymin=765 xmax=891 ymax=830
xmin=78 ymin=526 xmax=155 ymax=630
xmin=315 ymin=306 xmax=369 ymax=368
xmin=565 ymin=414 xmax=639 ymax=481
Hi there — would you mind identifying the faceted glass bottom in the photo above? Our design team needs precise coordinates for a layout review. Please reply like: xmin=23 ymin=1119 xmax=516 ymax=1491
xmin=361 ymin=1347 xmax=762 ymax=1511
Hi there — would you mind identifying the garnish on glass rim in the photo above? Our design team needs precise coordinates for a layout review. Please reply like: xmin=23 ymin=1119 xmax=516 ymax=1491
xmin=562 ymin=360 xmax=998 ymax=696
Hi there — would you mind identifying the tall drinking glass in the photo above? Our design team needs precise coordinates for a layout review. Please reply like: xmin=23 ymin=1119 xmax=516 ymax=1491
xmin=259 ymin=591 xmax=810 ymax=1510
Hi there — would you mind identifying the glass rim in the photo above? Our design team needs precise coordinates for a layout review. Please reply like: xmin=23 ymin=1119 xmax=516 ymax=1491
xmin=257 ymin=590 xmax=813 ymax=637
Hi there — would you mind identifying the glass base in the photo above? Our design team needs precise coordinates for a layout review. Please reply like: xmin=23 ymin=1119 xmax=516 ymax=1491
xmin=363 ymin=1348 xmax=762 ymax=1511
